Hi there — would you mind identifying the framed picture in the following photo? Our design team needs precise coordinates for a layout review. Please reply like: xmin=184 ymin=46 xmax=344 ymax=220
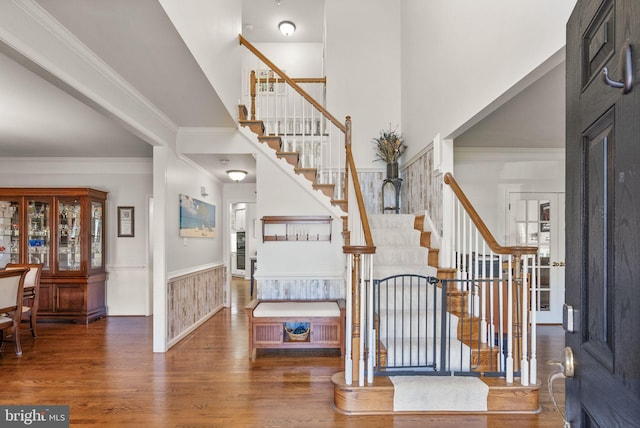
xmin=179 ymin=194 xmax=216 ymax=238
xmin=117 ymin=206 xmax=135 ymax=237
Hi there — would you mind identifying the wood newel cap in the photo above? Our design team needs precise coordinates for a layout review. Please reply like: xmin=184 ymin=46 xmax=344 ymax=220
xmin=343 ymin=245 xmax=376 ymax=255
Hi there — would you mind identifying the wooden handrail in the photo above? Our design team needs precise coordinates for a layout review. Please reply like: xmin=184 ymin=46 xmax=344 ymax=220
xmin=239 ymin=34 xmax=345 ymax=133
xmin=256 ymin=77 xmax=327 ymax=84
xmin=240 ymin=36 xmax=374 ymax=253
xmin=345 ymin=118 xmax=373 ymax=248
xmin=444 ymin=172 xmax=537 ymax=256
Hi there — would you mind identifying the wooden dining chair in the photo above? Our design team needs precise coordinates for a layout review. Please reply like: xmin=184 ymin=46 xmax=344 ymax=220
xmin=5 ymin=263 xmax=43 ymax=338
xmin=0 ymin=267 xmax=29 ymax=356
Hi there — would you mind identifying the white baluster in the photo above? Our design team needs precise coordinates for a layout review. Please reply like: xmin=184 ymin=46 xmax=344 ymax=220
xmin=530 ymin=254 xmax=538 ymax=384
xmin=506 ymin=257 xmax=514 ymax=384
xmin=521 ymin=255 xmax=529 ymax=386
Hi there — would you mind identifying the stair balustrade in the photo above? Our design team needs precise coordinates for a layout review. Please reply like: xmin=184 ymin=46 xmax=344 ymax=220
xmin=239 ymin=36 xmax=537 ymax=391
xmin=239 ymin=35 xmax=375 ymax=387
xmin=444 ymin=172 xmax=539 ymax=386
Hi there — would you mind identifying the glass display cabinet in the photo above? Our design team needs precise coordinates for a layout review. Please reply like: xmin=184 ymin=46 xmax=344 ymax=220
xmin=0 ymin=200 xmax=21 ymax=268
xmin=0 ymin=188 xmax=108 ymax=323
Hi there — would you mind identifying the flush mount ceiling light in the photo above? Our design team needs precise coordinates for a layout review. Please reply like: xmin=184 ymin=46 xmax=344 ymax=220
xmin=227 ymin=170 xmax=247 ymax=182
xmin=278 ymin=21 xmax=296 ymax=36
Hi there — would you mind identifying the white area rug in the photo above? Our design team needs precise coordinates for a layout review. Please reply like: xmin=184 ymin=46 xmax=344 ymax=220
xmin=390 ymin=376 xmax=489 ymax=411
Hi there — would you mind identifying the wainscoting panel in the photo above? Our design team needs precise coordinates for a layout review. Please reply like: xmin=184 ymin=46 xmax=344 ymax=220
xmin=167 ymin=265 xmax=226 ymax=343
xmin=357 ymin=170 xmax=386 ymax=214
xmin=400 ymin=147 xmax=443 ymax=234
xmin=257 ymin=277 xmax=345 ymax=300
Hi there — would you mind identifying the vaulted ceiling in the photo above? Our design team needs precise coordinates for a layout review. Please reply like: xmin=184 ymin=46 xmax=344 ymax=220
xmin=0 ymin=0 xmax=564 ymax=185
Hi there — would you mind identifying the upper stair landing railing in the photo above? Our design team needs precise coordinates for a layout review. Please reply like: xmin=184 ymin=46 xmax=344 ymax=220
xmin=444 ymin=172 xmax=539 ymax=386
xmin=239 ymin=35 xmax=347 ymax=201
xmin=239 ymin=35 xmax=375 ymax=387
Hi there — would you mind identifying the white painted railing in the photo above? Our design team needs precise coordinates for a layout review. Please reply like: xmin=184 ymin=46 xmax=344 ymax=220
xmin=444 ymin=172 xmax=538 ymax=385
xmin=241 ymin=62 xmax=346 ymax=200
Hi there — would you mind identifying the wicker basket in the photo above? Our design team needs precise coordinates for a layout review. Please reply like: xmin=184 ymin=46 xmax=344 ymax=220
xmin=285 ymin=326 xmax=310 ymax=341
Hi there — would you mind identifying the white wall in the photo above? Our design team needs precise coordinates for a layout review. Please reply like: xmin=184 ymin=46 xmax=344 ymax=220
xmin=255 ymin=151 xmax=344 ymax=280
xmin=153 ymin=146 xmax=225 ymax=352
xmin=159 ymin=0 xmax=242 ymax=125
xmin=325 ymin=0 xmax=402 ymax=169
xmin=0 ymin=157 xmax=152 ymax=316
xmin=454 ymin=148 xmax=565 ymax=243
xmin=245 ymin=43 xmax=323 ymax=77
xmin=401 ymin=0 xmax=576 ymax=161
xmin=165 ymin=156 xmax=224 ymax=274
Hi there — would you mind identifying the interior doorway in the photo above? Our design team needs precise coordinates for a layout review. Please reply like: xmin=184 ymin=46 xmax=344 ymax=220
xmin=507 ymin=192 xmax=565 ymax=324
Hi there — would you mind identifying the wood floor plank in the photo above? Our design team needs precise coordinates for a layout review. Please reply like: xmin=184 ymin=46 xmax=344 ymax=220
xmin=0 ymin=278 xmax=566 ymax=427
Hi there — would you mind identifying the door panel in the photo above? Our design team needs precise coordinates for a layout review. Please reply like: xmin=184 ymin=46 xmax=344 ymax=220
xmin=508 ymin=192 xmax=565 ymax=323
xmin=566 ymin=0 xmax=640 ymax=426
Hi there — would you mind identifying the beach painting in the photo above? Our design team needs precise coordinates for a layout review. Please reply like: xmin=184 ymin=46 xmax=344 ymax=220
xmin=179 ymin=194 xmax=216 ymax=238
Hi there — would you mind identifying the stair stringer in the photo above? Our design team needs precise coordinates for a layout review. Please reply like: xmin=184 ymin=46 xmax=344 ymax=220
xmin=414 ymin=210 xmax=442 ymax=266
xmin=238 ymin=126 xmax=346 ymax=219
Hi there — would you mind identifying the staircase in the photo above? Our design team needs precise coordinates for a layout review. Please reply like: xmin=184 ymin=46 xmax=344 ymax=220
xmin=238 ymin=105 xmax=349 ymax=214
xmin=332 ymin=213 xmax=541 ymax=414
xmin=238 ymin=35 xmax=540 ymax=415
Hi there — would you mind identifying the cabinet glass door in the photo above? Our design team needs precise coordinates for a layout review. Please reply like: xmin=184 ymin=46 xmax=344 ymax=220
xmin=58 ymin=199 xmax=81 ymax=271
xmin=90 ymin=201 xmax=103 ymax=269
xmin=27 ymin=200 xmax=50 ymax=269
xmin=0 ymin=200 xmax=20 ymax=268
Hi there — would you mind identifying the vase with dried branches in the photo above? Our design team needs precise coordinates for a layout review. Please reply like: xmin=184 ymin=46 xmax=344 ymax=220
xmin=372 ymin=125 xmax=406 ymax=178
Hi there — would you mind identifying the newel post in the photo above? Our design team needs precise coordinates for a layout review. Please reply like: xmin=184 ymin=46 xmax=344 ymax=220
xmin=344 ymin=116 xmax=352 ymax=203
xmin=250 ymin=70 xmax=257 ymax=120
xmin=350 ymin=252 xmax=361 ymax=383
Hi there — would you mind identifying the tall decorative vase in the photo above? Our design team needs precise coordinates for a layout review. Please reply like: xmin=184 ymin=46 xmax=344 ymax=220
xmin=386 ymin=162 xmax=399 ymax=179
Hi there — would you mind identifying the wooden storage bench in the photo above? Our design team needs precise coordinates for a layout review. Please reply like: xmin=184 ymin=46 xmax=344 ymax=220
xmin=245 ymin=299 xmax=345 ymax=360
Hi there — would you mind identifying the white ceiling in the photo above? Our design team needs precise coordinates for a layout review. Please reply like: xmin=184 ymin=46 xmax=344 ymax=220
xmin=455 ymin=61 xmax=565 ymax=148
xmin=242 ymin=0 xmax=325 ymax=43
xmin=0 ymin=0 xmax=564 ymax=184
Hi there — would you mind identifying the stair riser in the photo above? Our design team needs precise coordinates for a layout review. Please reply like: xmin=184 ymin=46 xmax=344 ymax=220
xmin=240 ymin=120 xmax=265 ymax=136
xmin=313 ymin=185 xmax=335 ymax=199
xmin=371 ymin=229 xmax=422 ymax=246
xmin=427 ymin=249 xmax=439 ymax=267
xmin=260 ymin=137 xmax=282 ymax=151
xmin=295 ymin=169 xmax=317 ymax=183
xmin=369 ymin=214 xmax=417 ymax=230
xmin=420 ymin=231 xmax=431 ymax=248
xmin=446 ymin=294 xmax=467 ymax=313
xmin=277 ymin=153 xmax=299 ymax=167
xmin=374 ymin=248 xmax=430 ymax=265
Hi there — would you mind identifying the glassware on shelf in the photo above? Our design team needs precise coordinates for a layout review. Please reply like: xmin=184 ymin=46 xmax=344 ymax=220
xmin=0 ymin=201 xmax=19 ymax=268
xmin=26 ymin=200 xmax=50 ymax=269
xmin=90 ymin=201 xmax=103 ymax=269
xmin=58 ymin=200 xmax=81 ymax=271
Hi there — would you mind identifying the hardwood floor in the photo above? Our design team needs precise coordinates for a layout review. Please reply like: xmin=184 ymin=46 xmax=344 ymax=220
xmin=0 ymin=278 xmax=566 ymax=427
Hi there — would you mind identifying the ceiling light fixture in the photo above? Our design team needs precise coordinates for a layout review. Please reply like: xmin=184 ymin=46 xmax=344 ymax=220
xmin=278 ymin=21 xmax=296 ymax=36
xmin=227 ymin=170 xmax=247 ymax=182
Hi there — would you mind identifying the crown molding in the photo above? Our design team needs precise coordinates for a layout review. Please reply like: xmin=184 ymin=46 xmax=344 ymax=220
xmin=0 ymin=0 xmax=177 ymax=147
xmin=0 ymin=157 xmax=153 ymax=175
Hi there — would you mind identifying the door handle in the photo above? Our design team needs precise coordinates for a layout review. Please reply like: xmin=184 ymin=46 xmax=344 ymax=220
xmin=548 ymin=347 xmax=575 ymax=426
xmin=602 ymin=41 xmax=634 ymax=94
xmin=548 ymin=346 xmax=575 ymax=378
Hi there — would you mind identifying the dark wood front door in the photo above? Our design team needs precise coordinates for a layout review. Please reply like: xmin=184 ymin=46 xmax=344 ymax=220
xmin=566 ymin=0 xmax=640 ymax=426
